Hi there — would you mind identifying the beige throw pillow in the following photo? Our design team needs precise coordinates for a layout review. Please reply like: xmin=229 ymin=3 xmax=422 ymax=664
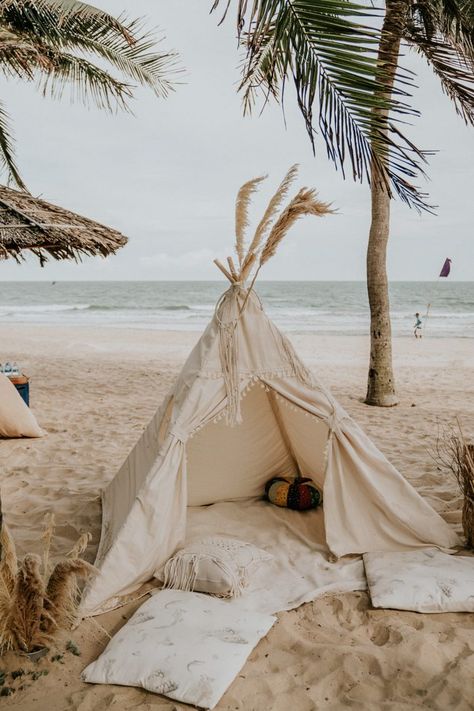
xmin=157 ymin=537 xmax=273 ymax=598
xmin=0 ymin=374 xmax=44 ymax=438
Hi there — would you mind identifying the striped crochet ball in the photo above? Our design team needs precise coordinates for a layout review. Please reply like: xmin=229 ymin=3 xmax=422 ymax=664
xmin=265 ymin=476 xmax=322 ymax=511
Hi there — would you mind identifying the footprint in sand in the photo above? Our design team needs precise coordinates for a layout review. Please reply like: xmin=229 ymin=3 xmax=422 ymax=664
xmin=370 ymin=624 xmax=403 ymax=647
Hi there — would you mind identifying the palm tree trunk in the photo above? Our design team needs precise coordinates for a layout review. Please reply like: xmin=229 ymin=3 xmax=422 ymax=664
xmin=365 ymin=0 xmax=409 ymax=407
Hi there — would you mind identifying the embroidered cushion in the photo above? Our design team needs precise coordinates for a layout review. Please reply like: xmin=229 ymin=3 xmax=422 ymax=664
xmin=82 ymin=588 xmax=275 ymax=709
xmin=156 ymin=537 xmax=273 ymax=598
xmin=364 ymin=548 xmax=474 ymax=613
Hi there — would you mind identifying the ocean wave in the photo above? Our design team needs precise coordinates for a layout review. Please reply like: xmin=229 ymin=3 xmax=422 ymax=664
xmin=0 ymin=303 xmax=90 ymax=313
xmin=86 ymin=304 xmax=192 ymax=312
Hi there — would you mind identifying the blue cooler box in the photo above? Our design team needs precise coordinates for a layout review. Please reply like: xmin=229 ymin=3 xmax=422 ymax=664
xmin=12 ymin=377 xmax=30 ymax=406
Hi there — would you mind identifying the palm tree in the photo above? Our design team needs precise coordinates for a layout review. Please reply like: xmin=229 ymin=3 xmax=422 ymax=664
xmin=0 ymin=0 xmax=179 ymax=189
xmin=213 ymin=0 xmax=474 ymax=406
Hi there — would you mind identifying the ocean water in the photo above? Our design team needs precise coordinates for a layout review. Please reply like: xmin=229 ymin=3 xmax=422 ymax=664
xmin=0 ymin=281 xmax=472 ymax=337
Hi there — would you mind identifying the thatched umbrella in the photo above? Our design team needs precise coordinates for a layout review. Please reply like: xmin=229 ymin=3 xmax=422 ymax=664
xmin=0 ymin=185 xmax=127 ymax=265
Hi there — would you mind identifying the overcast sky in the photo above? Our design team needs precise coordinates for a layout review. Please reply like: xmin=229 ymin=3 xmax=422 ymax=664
xmin=1 ymin=0 xmax=473 ymax=281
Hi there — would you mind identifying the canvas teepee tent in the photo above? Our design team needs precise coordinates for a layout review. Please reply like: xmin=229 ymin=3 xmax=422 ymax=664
xmin=80 ymin=169 xmax=458 ymax=617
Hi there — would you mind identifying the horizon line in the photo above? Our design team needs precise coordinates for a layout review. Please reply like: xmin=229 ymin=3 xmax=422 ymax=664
xmin=0 ymin=279 xmax=471 ymax=284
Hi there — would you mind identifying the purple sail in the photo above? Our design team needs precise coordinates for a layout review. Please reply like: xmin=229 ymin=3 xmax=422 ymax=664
xmin=439 ymin=258 xmax=452 ymax=278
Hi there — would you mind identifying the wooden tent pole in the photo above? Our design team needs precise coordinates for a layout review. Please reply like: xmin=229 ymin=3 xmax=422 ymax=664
xmin=213 ymin=258 xmax=233 ymax=282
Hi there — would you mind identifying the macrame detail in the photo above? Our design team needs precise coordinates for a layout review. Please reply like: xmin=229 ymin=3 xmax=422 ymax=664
xmin=162 ymin=552 xmax=244 ymax=599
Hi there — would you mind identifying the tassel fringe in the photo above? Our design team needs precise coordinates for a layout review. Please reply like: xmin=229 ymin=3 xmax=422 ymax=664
xmin=162 ymin=552 xmax=244 ymax=599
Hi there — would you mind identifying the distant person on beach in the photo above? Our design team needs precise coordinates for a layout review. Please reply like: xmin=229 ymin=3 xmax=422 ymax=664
xmin=414 ymin=312 xmax=423 ymax=339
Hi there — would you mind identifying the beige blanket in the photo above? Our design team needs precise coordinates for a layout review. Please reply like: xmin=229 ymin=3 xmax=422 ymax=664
xmin=186 ymin=498 xmax=366 ymax=615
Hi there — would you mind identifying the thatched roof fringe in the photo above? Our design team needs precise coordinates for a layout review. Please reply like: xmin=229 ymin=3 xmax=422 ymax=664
xmin=0 ymin=185 xmax=127 ymax=264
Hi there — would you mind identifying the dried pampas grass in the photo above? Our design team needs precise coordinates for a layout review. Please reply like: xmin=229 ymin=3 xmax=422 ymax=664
xmin=235 ymin=175 xmax=267 ymax=265
xmin=0 ymin=513 xmax=95 ymax=654
xmin=259 ymin=188 xmax=334 ymax=267
xmin=41 ymin=512 xmax=55 ymax=580
xmin=247 ymin=164 xmax=299 ymax=259
xmin=9 ymin=554 xmax=47 ymax=652
xmin=218 ymin=167 xmax=334 ymax=288
xmin=43 ymin=559 xmax=96 ymax=635
xmin=67 ymin=531 xmax=92 ymax=560
xmin=436 ymin=420 xmax=474 ymax=548
xmin=0 ymin=518 xmax=17 ymax=596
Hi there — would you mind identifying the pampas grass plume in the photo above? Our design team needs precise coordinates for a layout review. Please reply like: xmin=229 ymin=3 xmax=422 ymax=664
xmin=235 ymin=175 xmax=266 ymax=265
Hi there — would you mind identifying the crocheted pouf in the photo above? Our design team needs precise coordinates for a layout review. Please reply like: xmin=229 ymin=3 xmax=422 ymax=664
xmin=265 ymin=476 xmax=322 ymax=511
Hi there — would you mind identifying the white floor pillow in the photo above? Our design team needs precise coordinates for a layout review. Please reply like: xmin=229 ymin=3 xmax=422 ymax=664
xmin=82 ymin=589 xmax=275 ymax=709
xmin=156 ymin=537 xmax=273 ymax=597
xmin=364 ymin=548 xmax=474 ymax=613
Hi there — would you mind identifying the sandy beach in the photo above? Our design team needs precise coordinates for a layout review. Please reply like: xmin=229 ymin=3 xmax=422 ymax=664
xmin=1 ymin=326 xmax=474 ymax=710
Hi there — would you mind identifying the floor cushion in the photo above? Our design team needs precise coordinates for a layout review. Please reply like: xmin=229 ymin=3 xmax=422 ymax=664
xmin=82 ymin=588 xmax=276 ymax=709
xmin=364 ymin=548 xmax=474 ymax=613
xmin=157 ymin=536 xmax=273 ymax=597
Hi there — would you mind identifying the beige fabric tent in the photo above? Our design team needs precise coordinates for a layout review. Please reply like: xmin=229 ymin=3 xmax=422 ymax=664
xmin=81 ymin=285 xmax=459 ymax=617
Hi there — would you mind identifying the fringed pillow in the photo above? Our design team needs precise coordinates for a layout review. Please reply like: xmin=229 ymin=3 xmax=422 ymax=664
xmin=156 ymin=537 xmax=273 ymax=598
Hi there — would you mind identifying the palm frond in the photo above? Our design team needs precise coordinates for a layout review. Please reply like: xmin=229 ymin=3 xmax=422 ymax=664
xmin=405 ymin=1 xmax=474 ymax=125
xmin=59 ymin=21 xmax=179 ymax=98
xmin=0 ymin=0 xmax=181 ymax=186
xmin=213 ymin=0 xmax=433 ymax=210
xmin=39 ymin=50 xmax=133 ymax=111
xmin=432 ymin=0 xmax=474 ymax=54
xmin=1 ymin=0 xmax=133 ymax=42
xmin=1 ymin=3 xmax=180 ymax=98
xmin=406 ymin=24 xmax=474 ymax=124
xmin=0 ymin=100 xmax=26 ymax=189
xmin=235 ymin=174 xmax=267 ymax=265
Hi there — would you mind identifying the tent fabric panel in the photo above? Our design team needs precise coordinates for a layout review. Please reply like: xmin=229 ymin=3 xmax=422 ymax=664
xmin=186 ymin=383 xmax=297 ymax=506
xmin=324 ymin=424 xmax=459 ymax=556
xmin=95 ymin=391 xmax=174 ymax=566
xmin=81 ymin=438 xmax=187 ymax=617
xmin=262 ymin=376 xmax=459 ymax=556
xmin=273 ymin=394 xmax=330 ymax=487
xmin=83 ymin=379 xmax=231 ymax=615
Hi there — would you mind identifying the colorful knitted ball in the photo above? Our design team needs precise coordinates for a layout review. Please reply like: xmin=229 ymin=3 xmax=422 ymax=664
xmin=265 ymin=476 xmax=322 ymax=511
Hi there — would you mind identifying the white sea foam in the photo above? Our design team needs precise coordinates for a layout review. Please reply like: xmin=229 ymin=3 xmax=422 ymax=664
xmin=0 ymin=282 xmax=472 ymax=337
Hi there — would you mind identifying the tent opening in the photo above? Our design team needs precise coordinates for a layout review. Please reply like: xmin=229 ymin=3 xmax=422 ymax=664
xmin=186 ymin=381 xmax=330 ymax=507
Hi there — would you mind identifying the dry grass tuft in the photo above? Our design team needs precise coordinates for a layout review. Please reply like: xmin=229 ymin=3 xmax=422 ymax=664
xmin=41 ymin=512 xmax=55 ymax=581
xmin=9 ymin=554 xmax=47 ymax=652
xmin=0 ymin=517 xmax=95 ymax=654
xmin=235 ymin=175 xmax=267 ymax=265
xmin=67 ymin=532 xmax=92 ymax=560
xmin=43 ymin=559 xmax=96 ymax=635
xmin=0 ymin=521 xmax=17 ymax=596
xmin=436 ymin=420 xmax=474 ymax=548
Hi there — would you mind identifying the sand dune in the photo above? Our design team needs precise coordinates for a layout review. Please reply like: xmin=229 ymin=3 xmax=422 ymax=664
xmin=1 ymin=326 xmax=473 ymax=710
